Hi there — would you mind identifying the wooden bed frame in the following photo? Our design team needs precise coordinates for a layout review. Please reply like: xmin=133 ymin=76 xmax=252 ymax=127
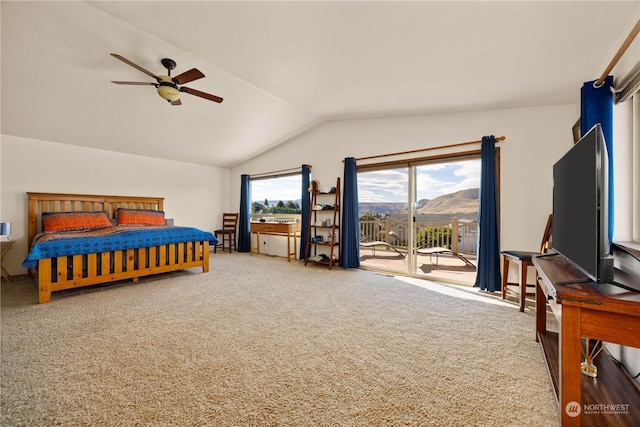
xmin=27 ymin=192 xmax=210 ymax=304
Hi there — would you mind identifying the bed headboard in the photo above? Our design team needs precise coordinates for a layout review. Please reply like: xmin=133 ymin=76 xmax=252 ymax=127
xmin=27 ymin=192 xmax=164 ymax=247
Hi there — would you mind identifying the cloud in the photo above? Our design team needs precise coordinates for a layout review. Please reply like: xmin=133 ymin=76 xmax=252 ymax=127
xmin=251 ymin=175 xmax=301 ymax=202
xmin=451 ymin=160 xmax=481 ymax=192
xmin=358 ymin=169 xmax=408 ymax=202
xmin=416 ymin=173 xmax=456 ymax=199
xmin=359 ymin=159 xmax=481 ymax=202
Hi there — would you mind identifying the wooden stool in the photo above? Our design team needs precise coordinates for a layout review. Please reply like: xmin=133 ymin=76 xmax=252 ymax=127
xmin=501 ymin=251 xmax=536 ymax=312
xmin=501 ymin=214 xmax=552 ymax=312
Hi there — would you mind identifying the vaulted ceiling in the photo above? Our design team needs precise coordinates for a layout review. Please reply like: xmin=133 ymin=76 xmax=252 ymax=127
xmin=2 ymin=1 xmax=638 ymax=168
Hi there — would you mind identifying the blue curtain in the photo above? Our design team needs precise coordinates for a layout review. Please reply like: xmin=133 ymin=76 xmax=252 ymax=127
xmin=341 ymin=157 xmax=360 ymax=268
xmin=473 ymin=136 xmax=501 ymax=291
xmin=299 ymin=165 xmax=311 ymax=259
xmin=581 ymin=76 xmax=614 ymax=242
xmin=237 ymin=174 xmax=251 ymax=252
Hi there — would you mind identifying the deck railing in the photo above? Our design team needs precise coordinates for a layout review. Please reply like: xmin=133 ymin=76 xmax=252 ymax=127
xmin=359 ymin=217 xmax=477 ymax=255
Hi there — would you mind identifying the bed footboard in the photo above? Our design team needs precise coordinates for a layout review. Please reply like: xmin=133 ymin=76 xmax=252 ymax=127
xmin=37 ymin=241 xmax=209 ymax=304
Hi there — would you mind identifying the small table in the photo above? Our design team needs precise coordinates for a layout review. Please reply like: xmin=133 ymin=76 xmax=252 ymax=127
xmin=1 ymin=240 xmax=16 ymax=282
xmin=250 ymin=221 xmax=300 ymax=262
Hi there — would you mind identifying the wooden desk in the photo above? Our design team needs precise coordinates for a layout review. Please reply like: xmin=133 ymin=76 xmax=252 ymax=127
xmin=250 ymin=221 xmax=299 ymax=262
xmin=533 ymin=255 xmax=640 ymax=426
xmin=1 ymin=240 xmax=16 ymax=281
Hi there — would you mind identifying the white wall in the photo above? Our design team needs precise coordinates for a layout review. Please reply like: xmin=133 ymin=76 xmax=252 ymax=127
xmin=231 ymin=104 xmax=578 ymax=253
xmin=0 ymin=135 xmax=230 ymax=275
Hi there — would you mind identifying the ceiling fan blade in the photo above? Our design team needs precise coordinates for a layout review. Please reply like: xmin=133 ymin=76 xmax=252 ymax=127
xmin=171 ymin=99 xmax=182 ymax=106
xmin=180 ymin=86 xmax=223 ymax=103
xmin=173 ymin=68 xmax=205 ymax=85
xmin=111 ymin=81 xmax=156 ymax=86
xmin=111 ymin=53 xmax=158 ymax=80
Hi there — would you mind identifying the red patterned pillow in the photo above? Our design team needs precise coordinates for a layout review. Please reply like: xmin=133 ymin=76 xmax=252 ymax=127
xmin=42 ymin=212 xmax=112 ymax=232
xmin=117 ymin=209 xmax=166 ymax=226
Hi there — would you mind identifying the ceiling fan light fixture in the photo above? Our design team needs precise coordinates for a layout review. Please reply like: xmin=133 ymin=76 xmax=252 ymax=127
xmin=157 ymin=76 xmax=180 ymax=102
xmin=111 ymin=55 xmax=222 ymax=105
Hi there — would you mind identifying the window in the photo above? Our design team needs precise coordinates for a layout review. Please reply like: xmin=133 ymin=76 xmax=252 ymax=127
xmin=613 ymin=91 xmax=639 ymax=242
xmin=250 ymin=174 xmax=302 ymax=215
xmin=608 ymin=86 xmax=640 ymax=389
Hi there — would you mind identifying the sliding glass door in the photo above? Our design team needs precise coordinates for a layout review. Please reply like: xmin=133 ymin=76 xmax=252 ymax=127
xmin=358 ymin=167 xmax=410 ymax=275
xmin=412 ymin=156 xmax=480 ymax=285
xmin=358 ymin=153 xmax=485 ymax=286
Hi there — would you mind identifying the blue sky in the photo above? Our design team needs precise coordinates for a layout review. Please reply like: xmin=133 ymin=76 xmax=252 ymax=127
xmin=251 ymin=175 xmax=302 ymax=204
xmin=358 ymin=159 xmax=481 ymax=203
xmin=251 ymin=158 xmax=480 ymax=204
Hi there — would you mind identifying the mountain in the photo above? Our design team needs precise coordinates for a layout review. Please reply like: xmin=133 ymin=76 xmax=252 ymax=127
xmin=252 ymin=188 xmax=479 ymax=220
xmin=359 ymin=188 xmax=479 ymax=221
xmin=357 ymin=202 xmax=407 ymax=216
xmin=416 ymin=188 xmax=478 ymax=215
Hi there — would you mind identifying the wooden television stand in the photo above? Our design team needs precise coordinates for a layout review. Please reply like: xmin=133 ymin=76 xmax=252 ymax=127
xmin=533 ymin=253 xmax=640 ymax=426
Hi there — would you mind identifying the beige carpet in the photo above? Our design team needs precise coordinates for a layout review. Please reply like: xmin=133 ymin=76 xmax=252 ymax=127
xmin=1 ymin=252 xmax=558 ymax=426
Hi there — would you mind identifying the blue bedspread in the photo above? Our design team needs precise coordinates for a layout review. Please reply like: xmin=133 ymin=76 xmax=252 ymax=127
xmin=23 ymin=225 xmax=217 ymax=268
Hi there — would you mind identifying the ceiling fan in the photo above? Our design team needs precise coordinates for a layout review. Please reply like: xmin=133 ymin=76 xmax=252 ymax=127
xmin=110 ymin=53 xmax=223 ymax=106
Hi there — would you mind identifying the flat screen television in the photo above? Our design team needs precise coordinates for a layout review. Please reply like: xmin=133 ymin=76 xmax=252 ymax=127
xmin=552 ymin=123 xmax=613 ymax=284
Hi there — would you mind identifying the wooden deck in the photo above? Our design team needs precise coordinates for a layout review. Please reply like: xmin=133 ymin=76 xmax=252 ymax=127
xmin=359 ymin=246 xmax=477 ymax=286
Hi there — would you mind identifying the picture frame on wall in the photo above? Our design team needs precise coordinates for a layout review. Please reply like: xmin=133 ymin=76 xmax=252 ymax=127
xmin=572 ymin=119 xmax=581 ymax=143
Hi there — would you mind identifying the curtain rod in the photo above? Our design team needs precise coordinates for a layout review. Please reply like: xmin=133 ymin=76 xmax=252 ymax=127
xmin=596 ymin=18 xmax=640 ymax=86
xmin=351 ymin=136 xmax=506 ymax=162
xmin=249 ymin=165 xmax=312 ymax=179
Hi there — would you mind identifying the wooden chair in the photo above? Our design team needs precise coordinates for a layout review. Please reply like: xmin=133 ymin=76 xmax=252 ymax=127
xmin=501 ymin=214 xmax=552 ymax=312
xmin=214 ymin=213 xmax=238 ymax=254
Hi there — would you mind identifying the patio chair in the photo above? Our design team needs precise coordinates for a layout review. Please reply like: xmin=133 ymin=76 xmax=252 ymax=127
xmin=360 ymin=231 xmax=406 ymax=259
xmin=416 ymin=245 xmax=475 ymax=268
